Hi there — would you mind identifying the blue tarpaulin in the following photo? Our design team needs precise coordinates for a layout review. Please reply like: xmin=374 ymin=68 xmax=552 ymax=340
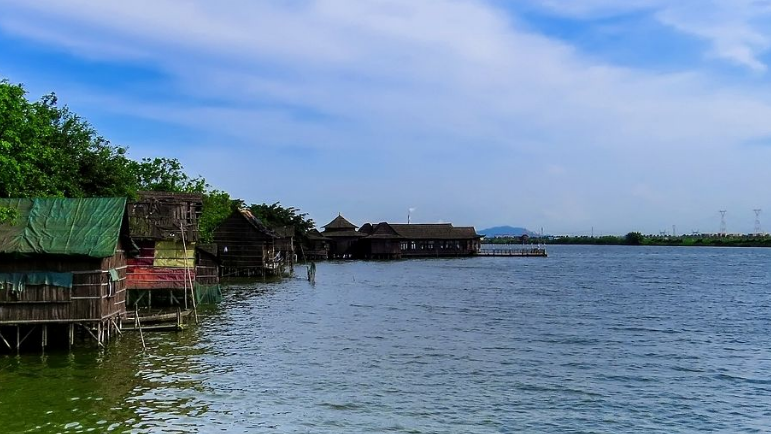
xmin=0 ymin=272 xmax=74 ymax=294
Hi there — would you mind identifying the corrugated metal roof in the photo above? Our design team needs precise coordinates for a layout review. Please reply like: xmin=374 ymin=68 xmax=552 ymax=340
xmin=0 ymin=197 xmax=126 ymax=258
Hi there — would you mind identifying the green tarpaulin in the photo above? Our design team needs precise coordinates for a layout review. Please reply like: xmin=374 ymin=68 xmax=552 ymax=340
xmin=0 ymin=197 xmax=126 ymax=258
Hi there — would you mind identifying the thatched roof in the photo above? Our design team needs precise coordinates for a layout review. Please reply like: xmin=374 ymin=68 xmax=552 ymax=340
xmin=238 ymin=209 xmax=277 ymax=238
xmin=306 ymin=229 xmax=331 ymax=241
xmin=323 ymin=214 xmax=357 ymax=230
xmin=362 ymin=223 xmax=481 ymax=240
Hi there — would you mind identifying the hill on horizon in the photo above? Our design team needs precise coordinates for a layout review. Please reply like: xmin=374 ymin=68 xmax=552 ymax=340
xmin=478 ymin=226 xmax=539 ymax=237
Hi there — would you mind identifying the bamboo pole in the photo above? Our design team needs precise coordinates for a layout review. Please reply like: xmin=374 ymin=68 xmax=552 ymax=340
xmin=180 ymin=223 xmax=198 ymax=324
xmin=0 ymin=331 xmax=11 ymax=350
xmin=135 ymin=307 xmax=146 ymax=351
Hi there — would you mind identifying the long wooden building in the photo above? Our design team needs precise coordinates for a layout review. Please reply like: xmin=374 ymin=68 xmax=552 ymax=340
xmin=320 ymin=215 xmax=483 ymax=259
xmin=0 ymin=198 xmax=128 ymax=351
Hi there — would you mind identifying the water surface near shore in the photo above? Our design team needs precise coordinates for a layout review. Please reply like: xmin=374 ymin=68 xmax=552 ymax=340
xmin=2 ymin=245 xmax=771 ymax=433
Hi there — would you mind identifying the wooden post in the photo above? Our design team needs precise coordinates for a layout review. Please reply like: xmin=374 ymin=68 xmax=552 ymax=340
xmin=68 ymin=324 xmax=74 ymax=350
xmin=42 ymin=325 xmax=47 ymax=352
xmin=16 ymin=325 xmax=19 ymax=354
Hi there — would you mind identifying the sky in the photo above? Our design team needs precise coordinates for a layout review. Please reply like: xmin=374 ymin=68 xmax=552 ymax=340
xmin=2 ymin=0 xmax=771 ymax=235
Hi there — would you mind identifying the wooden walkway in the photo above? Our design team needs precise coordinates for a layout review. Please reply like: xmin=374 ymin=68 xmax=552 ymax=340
xmin=478 ymin=248 xmax=547 ymax=257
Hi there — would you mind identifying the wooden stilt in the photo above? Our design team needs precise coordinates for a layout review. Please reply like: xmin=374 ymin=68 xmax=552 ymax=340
xmin=16 ymin=325 xmax=20 ymax=354
xmin=68 ymin=324 xmax=74 ymax=350
xmin=0 ymin=330 xmax=11 ymax=350
xmin=42 ymin=325 xmax=47 ymax=352
xmin=78 ymin=323 xmax=104 ymax=348
xmin=18 ymin=326 xmax=35 ymax=349
xmin=111 ymin=318 xmax=122 ymax=336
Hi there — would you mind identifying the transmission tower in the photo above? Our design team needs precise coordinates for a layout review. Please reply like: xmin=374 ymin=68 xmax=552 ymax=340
xmin=754 ymin=209 xmax=762 ymax=235
xmin=719 ymin=210 xmax=727 ymax=236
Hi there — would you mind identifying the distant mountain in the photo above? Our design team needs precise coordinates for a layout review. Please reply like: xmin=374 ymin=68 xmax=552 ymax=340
xmin=478 ymin=226 xmax=539 ymax=238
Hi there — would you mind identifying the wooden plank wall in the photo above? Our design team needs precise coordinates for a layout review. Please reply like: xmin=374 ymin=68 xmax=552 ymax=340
xmin=213 ymin=213 xmax=271 ymax=274
xmin=0 ymin=248 xmax=127 ymax=324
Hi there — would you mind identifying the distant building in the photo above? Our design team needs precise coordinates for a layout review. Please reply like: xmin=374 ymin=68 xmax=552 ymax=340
xmin=322 ymin=214 xmax=367 ymax=258
xmin=320 ymin=215 xmax=483 ymax=259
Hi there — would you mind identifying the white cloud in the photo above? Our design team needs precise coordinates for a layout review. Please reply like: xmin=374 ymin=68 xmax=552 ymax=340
xmin=527 ymin=0 xmax=771 ymax=72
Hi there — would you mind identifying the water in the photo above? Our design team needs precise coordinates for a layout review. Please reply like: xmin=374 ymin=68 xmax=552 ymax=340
xmin=2 ymin=245 xmax=771 ymax=433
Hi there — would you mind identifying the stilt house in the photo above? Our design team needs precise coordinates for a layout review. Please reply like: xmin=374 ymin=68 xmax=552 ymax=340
xmin=0 ymin=198 xmax=128 ymax=351
xmin=322 ymin=214 xmax=366 ymax=258
xmin=213 ymin=209 xmax=277 ymax=277
xmin=272 ymin=225 xmax=295 ymax=273
xmin=323 ymin=215 xmax=483 ymax=259
xmin=126 ymin=192 xmax=220 ymax=307
xmin=303 ymin=229 xmax=330 ymax=260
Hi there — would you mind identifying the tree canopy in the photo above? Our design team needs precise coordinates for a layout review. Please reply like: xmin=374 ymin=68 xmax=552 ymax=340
xmin=0 ymin=79 xmax=240 ymax=239
xmin=0 ymin=80 xmax=138 ymax=198
xmin=249 ymin=202 xmax=315 ymax=242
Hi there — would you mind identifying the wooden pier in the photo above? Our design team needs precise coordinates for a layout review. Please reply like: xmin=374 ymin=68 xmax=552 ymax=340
xmin=478 ymin=248 xmax=547 ymax=257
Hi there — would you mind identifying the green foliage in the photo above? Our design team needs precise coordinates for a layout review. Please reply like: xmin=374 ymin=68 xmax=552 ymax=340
xmin=249 ymin=202 xmax=315 ymax=242
xmin=131 ymin=157 xmax=206 ymax=193
xmin=0 ymin=80 xmax=138 ymax=198
xmin=0 ymin=206 xmax=19 ymax=224
xmin=199 ymin=190 xmax=243 ymax=243
xmin=624 ymin=232 xmax=644 ymax=245
xmin=0 ymin=78 xmax=304 ymax=248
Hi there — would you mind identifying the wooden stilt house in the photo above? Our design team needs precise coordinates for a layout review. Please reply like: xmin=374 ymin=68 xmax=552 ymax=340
xmin=303 ymin=229 xmax=330 ymax=260
xmin=322 ymin=214 xmax=366 ymax=258
xmin=213 ymin=209 xmax=278 ymax=277
xmin=126 ymin=192 xmax=221 ymax=308
xmin=272 ymin=225 xmax=295 ymax=275
xmin=0 ymin=198 xmax=128 ymax=351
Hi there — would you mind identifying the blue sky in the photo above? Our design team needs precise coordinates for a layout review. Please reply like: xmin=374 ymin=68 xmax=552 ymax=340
xmin=2 ymin=0 xmax=771 ymax=235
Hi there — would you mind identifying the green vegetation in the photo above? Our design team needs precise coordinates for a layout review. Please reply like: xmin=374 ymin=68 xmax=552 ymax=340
xmin=250 ymin=202 xmax=315 ymax=243
xmin=0 ymin=78 xmax=315 ymax=244
xmin=485 ymin=233 xmax=771 ymax=248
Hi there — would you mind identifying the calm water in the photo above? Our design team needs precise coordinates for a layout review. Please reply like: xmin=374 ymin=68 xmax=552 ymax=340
xmin=2 ymin=245 xmax=771 ymax=433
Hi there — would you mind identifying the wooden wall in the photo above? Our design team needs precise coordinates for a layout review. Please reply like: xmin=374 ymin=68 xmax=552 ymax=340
xmin=213 ymin=213 xmax=273 ymax=276
xmin=0 ymin=247 xmax=126 ymax=324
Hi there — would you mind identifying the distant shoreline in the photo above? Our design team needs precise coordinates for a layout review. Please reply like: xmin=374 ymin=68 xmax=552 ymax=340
xmin=483 ymin=234 xmax=771 ymax=248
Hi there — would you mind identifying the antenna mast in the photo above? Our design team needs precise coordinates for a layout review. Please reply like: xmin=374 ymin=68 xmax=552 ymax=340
xmin=719 ymin=210 xmax=727 ymax=236
xmin=754 ymin=209 xmax=762 ymax=235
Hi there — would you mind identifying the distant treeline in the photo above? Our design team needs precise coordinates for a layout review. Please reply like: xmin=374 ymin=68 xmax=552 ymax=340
xmin=485 ymin=232 xmax=771 ymax=247
xmin=0 ymin=79 xmax=314 ymax=243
